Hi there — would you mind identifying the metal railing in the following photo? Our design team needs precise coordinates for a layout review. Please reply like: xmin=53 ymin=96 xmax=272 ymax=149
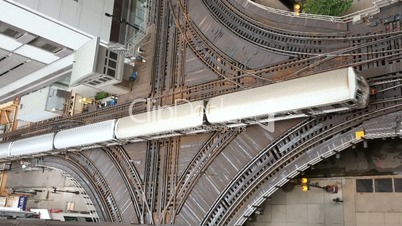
xmin=36 ymin=165 xmax=100 ymax=222
xmin=234 ymin=128 xmax=363 ymax=226
xmin=109 ymin=0 xmax=155 ymax=58
xmin=245 ymin=0 xmax=400 ymax=23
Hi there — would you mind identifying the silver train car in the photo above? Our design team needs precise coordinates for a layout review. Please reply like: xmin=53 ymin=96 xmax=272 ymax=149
xmin=0 ymin=67 xmax=370 ymax=159
xmin=206 ymin=67 xmax=370 ymax=126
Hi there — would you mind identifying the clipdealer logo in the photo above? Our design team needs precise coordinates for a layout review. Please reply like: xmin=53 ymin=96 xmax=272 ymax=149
xmin=128 ymin=98 xmax=196 ymax=123
xmin=254 ymin=114 xmax=275 ymax=133
xmin=128 ymin=98 xmax=275 ymax=133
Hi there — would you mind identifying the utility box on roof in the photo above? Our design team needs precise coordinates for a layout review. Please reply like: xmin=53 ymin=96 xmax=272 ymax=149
xmin=70 ymin=37 xmax=125 ymax=88
xmin=17 ymin=86 xmax=71 ymax=122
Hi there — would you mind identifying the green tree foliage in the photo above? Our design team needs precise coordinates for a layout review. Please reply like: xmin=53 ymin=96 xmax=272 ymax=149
xmin=302 ymin=0 xmax=353 ymax=16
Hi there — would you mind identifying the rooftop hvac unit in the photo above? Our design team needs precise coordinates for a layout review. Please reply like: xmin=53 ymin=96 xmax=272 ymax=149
xmin=70 ymin=37 xmax=124 ymax=88
xmin=17 ymin=86 xmax=71 ymax=122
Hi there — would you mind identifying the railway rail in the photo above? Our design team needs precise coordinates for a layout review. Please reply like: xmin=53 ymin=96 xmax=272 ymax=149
xmin=157 ymin=138 xmax=181 ymax=224
xmin=170 ymin=131 xmax=241 ymax=221
xmin=3 ymin=2 xmax=402 ymax=225
xmin=39 ymin=154 xmax=120 ymax=223
xmin=194 ymin=80 xmax=402 ymax=225
xmin=178 ymin=0 xmax=402 ymax=99
xmin=1 ymin=0 xmax=401 ymax=143
xmin=151 ymin=0 xmax=167 ymax=97
xmin=228 ymin=114 xmax=402 ymax=225
xmin=36 ymin=157 xmax=107 ymax=221
xmin=143 ymin=140 xmax=160 ymax=218
xmin=30 ymin=162 xmax=104 ymax=222
xmin=151 ymin=0 xmax=187 ymax=105
xmin=202 ymin=0 xmax=402 ymax=56
xmin=42 ymin=2 xmax=402 ymax=226
xmin=184 ymin=22 xmax=402 ymax=100
xmin=104 ymin=146 xmax=149 ymax=224
xmin=1 ymin=43 xmax=400 ymax=143
xmin=66 ymin=152 xmax=123 ymax=223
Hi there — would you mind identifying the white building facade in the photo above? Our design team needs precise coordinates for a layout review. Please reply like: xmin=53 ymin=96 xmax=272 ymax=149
xmin=0 ymin=0 xmax=122 ymax=104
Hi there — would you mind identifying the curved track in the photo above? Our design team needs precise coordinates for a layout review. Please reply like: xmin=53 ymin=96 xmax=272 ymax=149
xmin=104 ymin=146 xmax=152 ymax=224
xmin=3 ymin=1 xmax=402 ymax=225
xmin=201 ymin=0 xmax=402 ymax=56
xmin=66 ymin=152 xmax=123 ymax=223
xmin=39 ymin=154 xmax=117 ymax=222
xmin=1 ymin=13 xmax=401 ymax=142
xmin=202 ymin=0 xmax=342 ymax=56
xmin=177 ymin=78 xmax=402 ymax=225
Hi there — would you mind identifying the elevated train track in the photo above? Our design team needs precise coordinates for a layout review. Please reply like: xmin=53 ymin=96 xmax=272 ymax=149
xmin=151 ymin=0 xmax=169 ymax=98
xmin=39 ymin=154 xmax=120 ymax=223
xmin=40 ymin=148 xmax=147 ymax=224
xmin=177 ymin=77 xmax=402 ymax=225
xmin=103 ymin=146 xmax=147 ymax=224
xmin=203 ymin=0 xmax=402 ymax=55
xmin=36 ymin=157 xmax=109 ymax=222
xmin=63 ymin=152 xmax=124 ymax=223
xmin=2 ymin=1 xmax=402 ymax=142
xmin=173 ymin=130 xmax=241 ymax=212
xmin=3 ymin=1 xmax=402 ymax=225
xmin=202 ymin=0 xmax=345 ymax=56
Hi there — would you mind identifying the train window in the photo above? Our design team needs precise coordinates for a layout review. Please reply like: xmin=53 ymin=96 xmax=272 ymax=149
xmin=332 ymin=104 xmax=343 ymax=108
xmin=347 ymin=101 xmax=355 ymax=106
xmin=301 ymin=109 xmax=311 ymax=115
xmin=356 ymin=89 xmax=363 ymax=100
xmin=64 ymin=216 xmax=79 ymax=221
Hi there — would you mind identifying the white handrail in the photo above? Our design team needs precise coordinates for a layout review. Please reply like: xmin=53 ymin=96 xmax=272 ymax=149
xmin=109 ymin=0 xmax=153 ymax=58
xmin=35 ymin=165 xmax=101 ymax=222
xmin=246 ymin=0 xmax=400 ymax=23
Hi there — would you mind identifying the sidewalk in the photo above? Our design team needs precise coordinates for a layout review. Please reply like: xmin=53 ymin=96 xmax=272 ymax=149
xmin=249 ymin=178 xmax=344 ymax=226
xmin=248 ymin=176 xmax=402 ymax=226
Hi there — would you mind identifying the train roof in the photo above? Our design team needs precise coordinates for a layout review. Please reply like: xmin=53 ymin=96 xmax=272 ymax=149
xmin=115 ymin=101 xmax=205 ymax=140
xmin=0 ymin=142 xmax=10 ymax=158
xmin=206 ymin=67 xmax=357 ymax=123
xmin=11 ymin=133 xmax=54 ymax=156
xmin=54 ymin=120 xmax=116 ymax=149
